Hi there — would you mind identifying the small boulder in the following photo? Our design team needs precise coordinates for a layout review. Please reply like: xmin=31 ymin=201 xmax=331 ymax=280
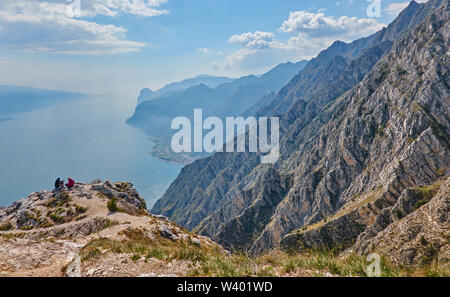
xmin=65 ymin=254 xmax=81 ymax=277
xmin=191 ymin=237 xmax=201 ymax=247
xmin=159 ymin=225 xmax=179 ymax=241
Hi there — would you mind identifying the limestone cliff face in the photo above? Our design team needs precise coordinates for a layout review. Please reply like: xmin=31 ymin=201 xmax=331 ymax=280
xmin=152 ymin=0 xmax=449 ymax=265
xmin=280 ymin=1 xmax=449 ymax=261
xmin=269 ymin=0 xmax=449 ymax=256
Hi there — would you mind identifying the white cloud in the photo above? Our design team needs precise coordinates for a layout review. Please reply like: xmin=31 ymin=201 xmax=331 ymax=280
xmin=224 ymin=48 xmax=258 ymax=68
xmin=222 ymin=35 xmax=330 ymax=71
xmin=97 ymin=0 xmax=169 ymax=17
xmin=279 ymin=11 xmax=383 ymax=39
xmin=211 ymin=62 xmax=220 ymax=70
xmin=0 ymin=0 xmax=169 ymax=55
xmin=221 ymin=11 xmax=385 ymax=71
xmin=384 ymin=1 xmax=428 ymax=17
xmin=229 ymin=31 xmax=275 ymax=49
xmin=197 ymin=48 xmax=210 ymax=54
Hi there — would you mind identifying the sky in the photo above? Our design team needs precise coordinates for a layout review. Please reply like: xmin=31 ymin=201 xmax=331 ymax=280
xmin=0 ymin=0 xmax=427 ymax=97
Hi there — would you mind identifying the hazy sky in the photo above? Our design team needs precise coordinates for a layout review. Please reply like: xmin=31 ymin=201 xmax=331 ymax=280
xmin=0 ymin=0 xmax=424 ymax=96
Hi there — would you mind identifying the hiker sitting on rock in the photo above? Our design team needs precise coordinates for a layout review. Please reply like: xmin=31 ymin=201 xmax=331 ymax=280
xmin=66 ymin=178 xmax=75 ymax=190
xmin=54 ymin=178 xmax=65 ymax=191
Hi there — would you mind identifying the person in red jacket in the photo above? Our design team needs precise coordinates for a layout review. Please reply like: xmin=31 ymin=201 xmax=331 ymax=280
xmin=66 ymin=178 xmax=75 ymax=190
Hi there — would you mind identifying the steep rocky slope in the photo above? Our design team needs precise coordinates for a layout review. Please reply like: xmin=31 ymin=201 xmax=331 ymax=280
xmin=152 ymin=0 xmax=449 ymax=267
xmin=260 ymin=0 xmax=449 ymax=254
xmin=279 ymin=0 xmax=449 ymax=253
xmin=1 ymin=181 xmax=446 ymax=277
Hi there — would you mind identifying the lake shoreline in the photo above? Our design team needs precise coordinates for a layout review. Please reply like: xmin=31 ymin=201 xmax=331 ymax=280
xmin=0 ymin=96 xmax=182 ymax=208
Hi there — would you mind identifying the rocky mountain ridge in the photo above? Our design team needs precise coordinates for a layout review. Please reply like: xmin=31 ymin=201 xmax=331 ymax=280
xmin=151 ymin=0 xmax=449 ymax=268
xmin=127 ymin=60 xmax=308 ymax=164
xmin=136 ymin=74 xmax=235 ymax=105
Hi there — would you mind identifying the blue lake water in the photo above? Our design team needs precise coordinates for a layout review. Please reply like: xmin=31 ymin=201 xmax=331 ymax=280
xmin=0 ymin=96 xmax=182 ymax=208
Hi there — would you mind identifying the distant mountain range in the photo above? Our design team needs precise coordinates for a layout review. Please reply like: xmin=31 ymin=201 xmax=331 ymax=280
xmin=0 ymin=85 xmax=85 ymax=119
xmin=152 ymin=0 xmax=450 ymax=268
xmin=0 ymin=115 xmax=13 ymax=122
xmin=137 ymin=75 xmax=235 ymax=105
xmin=127 ymin=60 xmax=308 ymax=163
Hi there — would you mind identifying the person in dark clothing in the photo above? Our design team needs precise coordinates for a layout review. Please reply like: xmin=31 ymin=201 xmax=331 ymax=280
xmin=66 ymin=178 xmax=75 ymax=190
xmin=54 ymin=178 xmax=64 ymax=191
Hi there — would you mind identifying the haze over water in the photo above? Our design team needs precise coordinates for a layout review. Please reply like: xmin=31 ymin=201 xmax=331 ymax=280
xmin=0 ymin=96 xmax=182 ymax=208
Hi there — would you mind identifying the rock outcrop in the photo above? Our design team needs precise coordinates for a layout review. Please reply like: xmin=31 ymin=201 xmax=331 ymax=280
xmin=0 ymin=181 xmax=220 ymax=277
xmin=0 ymin=181 xmax=147 ymax=233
